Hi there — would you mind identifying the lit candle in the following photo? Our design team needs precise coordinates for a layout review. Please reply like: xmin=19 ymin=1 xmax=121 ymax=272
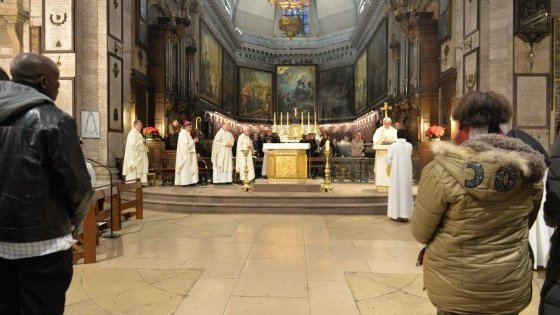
xmin=307 ymin=112 xmax=310 ymax=126
xmin=301 ymin=112 xmax=303 ymax=124
xmin=287 ymin=112 xmax=289 ymax=125
xmin=281 ymin=112 xmax=283 ymax=126
xmin=326 ymin=140 xmax=330 ymax=150
xmin=274 ymin=112 xmax=276 ymax=125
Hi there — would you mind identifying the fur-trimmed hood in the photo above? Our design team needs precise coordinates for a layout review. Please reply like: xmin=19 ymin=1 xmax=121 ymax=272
xmin=430 ymin=134 xmax=546 ymax=201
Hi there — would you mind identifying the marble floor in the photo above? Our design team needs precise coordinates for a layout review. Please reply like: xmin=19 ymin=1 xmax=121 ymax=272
xmin=66 ymin=210 xmax=542 ymax=315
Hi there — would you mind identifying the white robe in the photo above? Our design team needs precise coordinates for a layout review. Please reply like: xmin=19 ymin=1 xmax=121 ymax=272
xmin=175 ymin=129 xmax=199 ymax=186
xmin=529 ymin=169 xmax=554 ymax=268
xmin=373 ymin=126 xmax=398 ymax=144
xmin=236 ymin=134 xmax=255 ymax=181
xmin=122 ymin=129 xmax=149 ymax=183
xmin=211 ymin=128 xmax=234 ymax=183
xmin=385 ymin=139 xmax=413 ymax=219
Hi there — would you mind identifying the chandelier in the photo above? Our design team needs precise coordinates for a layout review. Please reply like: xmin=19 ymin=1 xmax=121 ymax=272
xmin=279 ymin=15 xmax=303 ymax=40
xmin=268 ymin=0 xmax=310 ymax=9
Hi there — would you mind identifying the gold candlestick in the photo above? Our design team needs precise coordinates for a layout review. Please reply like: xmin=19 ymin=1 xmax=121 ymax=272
xmin=241 ymin=148 xmax=253 ymax=192
xmin=320 ymin=145 xmax=333 ymax=192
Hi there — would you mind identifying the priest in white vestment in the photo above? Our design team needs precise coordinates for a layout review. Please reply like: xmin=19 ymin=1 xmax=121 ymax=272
xmin=122 ymin=120 xmax=149 ymax=184
xmin=175 ymin=121 xmax=199 ymax=186
xmin=236 ymin=126 xmax=255 ymax=182
xmin=384 ymin=130 xmax=413 ymax=221
xmin=373 ymin=117 xmax=398 ymax=144
xmin=212 ymin=123 xmax=234 ymax=184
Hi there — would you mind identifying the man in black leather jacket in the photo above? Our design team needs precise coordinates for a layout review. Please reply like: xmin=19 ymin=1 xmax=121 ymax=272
xmin=0 ymin=53 xmax=93 ymax=315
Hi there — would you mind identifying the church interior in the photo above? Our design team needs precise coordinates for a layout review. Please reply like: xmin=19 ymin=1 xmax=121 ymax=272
xmin=1 ymin=0 xmax=559 ymax=314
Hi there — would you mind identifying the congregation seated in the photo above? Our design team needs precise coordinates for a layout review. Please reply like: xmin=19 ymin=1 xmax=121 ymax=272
xmin=351 ymin=133 xmax=365 ymax=157
xmin=338 ymin=135 xmax=352 ymax=157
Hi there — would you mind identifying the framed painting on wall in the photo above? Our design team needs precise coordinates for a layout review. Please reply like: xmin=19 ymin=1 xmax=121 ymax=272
xmin=108 ymin=53 xmax=124 ymax=132
xmin=42 ymin=0 xmax=75 ymax=52
xmin=368 ymin=18 xmax=388 ymax=107
xmin=108 ymin=0 xmax=123 ymax=42
xmin=438 ymin=0 xmax=452 ymax=43
xmin=463 ymin=48 xmax=479 ymax=93
xmin=276 ymin=65 xmax=316 ymax=115
xmin=354 ymin=51 xmax=368 ymax=114
xmin=222 ymin=50 xmax=237 ymax=115
xmin=81 ymin=111 xmax=100 ymax=139
xmin=200 ymin=20 xmax=223 ymax=106
xmin=239 ymin=67 xmax=272 ymax=120
xmin=319 ymin=66 xmax=353 ymax=121
xmin=464 ymin=0 xmax=479 ymax=38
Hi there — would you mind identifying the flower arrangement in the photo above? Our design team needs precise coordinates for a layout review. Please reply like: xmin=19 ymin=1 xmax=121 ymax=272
xmin=425 ymin=125 xmax=445 ymax=139
xmin=142 ymin=126 xmax=160 ymax=140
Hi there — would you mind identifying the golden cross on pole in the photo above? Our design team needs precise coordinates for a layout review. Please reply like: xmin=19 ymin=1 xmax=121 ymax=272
xmin=382 ymin=102 xmax=392 ymax=118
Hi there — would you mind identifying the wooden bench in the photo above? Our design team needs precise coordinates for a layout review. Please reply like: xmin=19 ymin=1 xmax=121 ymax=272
xmin=116 ymin=179 xmax=144 ymax=222
xmin=72 ymin=190 xmax=105 ymax=264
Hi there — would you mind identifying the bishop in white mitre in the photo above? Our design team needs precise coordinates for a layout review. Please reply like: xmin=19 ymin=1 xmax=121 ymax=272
xmin=384 ymin=130 xmax=413 ymax=221
xmin=211 ymin=122 xmax=234 ymax=184
xmin=236 ymin=126 xmax=255 ymax=182
xmin=373 ymin=117 xmax=398 ymax=144
xmin=175 ymin=121 xmax=199 ymax=186
xmin=122 ymin=120 xmax=149 ymax=184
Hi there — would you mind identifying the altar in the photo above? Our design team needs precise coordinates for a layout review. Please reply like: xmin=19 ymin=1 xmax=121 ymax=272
xmin=373 ymin=144 xmax=391 ymax=192
xmin=263 ymin=143 xmax=310 ymax=183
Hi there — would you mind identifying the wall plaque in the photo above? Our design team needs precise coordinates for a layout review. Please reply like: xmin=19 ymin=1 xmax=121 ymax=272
xmin=42 ymin=0 xmax=75 ymax=52
xmin=463 ymin=48 xmax=478 ymax=93
xmin=43 ymin=53 xmax=75 ymax=77
xmin=464 ymin=0 xmax=479 ymax=38
xmin=515 ymin=75 xmax=549 ymax=128
xmin=57 ymin=78 xmax=74 ymax=116
xmin=108 ymin=0 xmax=123 ymax=42
xmin=30 ymin=26 xmax=41 ymax=54
xmin=108 ymin=53 xmax=123 ymax=132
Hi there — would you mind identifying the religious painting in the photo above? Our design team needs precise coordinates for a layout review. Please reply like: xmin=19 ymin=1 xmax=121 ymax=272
xmin=42 ymin=0 xmax=75 ymax=52
xmin=81 ymin=111 xmax=100 ymax=139
xmin=464 ymin=0 xmax=479 ymax=37
xmin=438 ymin=0 xmax=451 ymax=43
xmin=57 ymin=79 xmax=74 ymax=116
xmin=463 ymin=48 xmax=478 ymax=93
xmin=108 ymin=0 xmax=123 ymax=42
xmin=368 ymin=18 xmax=388 ymax=106
xmin=222 ymin=51 xmax=237 ymax=115
xmin=200 ymin=21 xmax=223 ymax=106
xmin=319 ymin=66 xmax=353 ymax=120
xmin=108 ymin=53 xmax=123 ymax=132
xmin=354 ymin=51 xmax=367 ymax=114
xmin=239 ymin=67 xmax=272 ymax=119
xmin=276 ymin=65 xmax=316 ymax=114
xmin=136 ymin=0 xmax=148 ymax=48
xmin=30 ymin=26 xmax=41 ymax=54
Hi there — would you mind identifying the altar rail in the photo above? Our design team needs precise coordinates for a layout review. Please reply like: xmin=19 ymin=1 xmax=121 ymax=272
xmin=153 ymin=156 xmax=421 ymax=184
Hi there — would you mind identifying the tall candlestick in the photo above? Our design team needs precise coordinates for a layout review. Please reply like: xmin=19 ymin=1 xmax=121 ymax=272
xmin=281 ymin=112 xmax=283 ymax=126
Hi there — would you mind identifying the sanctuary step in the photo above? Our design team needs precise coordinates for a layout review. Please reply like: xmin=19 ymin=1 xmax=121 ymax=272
xmin=127 ymin=181 xmax=411 ymax=215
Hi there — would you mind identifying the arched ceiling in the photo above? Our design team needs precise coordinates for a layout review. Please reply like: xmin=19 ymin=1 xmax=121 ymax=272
xmin=231 ymin=0 xmax=359 ymax=38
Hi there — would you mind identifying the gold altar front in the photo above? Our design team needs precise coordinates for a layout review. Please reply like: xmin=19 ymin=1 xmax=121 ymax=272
xmin=267 ymin=149 xmax=308 ymax=183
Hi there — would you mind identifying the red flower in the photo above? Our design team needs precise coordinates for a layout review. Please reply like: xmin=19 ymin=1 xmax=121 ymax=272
xmin=425 ymin=125 xmax=445 ymax=138
xmin=142 ymin=126 xmax=160 ymax=136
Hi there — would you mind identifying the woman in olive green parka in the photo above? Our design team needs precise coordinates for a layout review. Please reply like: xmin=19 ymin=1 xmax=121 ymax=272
xmin=411 ymin=92 xmax=545 ymax=315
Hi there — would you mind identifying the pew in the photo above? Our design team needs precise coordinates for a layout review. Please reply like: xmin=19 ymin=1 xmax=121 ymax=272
xmin=116 ymin=179 xmax=144 ymax=221
xmin=72 ymin=190 xmax=105 ymax=264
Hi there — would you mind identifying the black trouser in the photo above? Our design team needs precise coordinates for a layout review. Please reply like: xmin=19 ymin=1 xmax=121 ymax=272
xmin=0 ymin=249 xmax=73 ymax=315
